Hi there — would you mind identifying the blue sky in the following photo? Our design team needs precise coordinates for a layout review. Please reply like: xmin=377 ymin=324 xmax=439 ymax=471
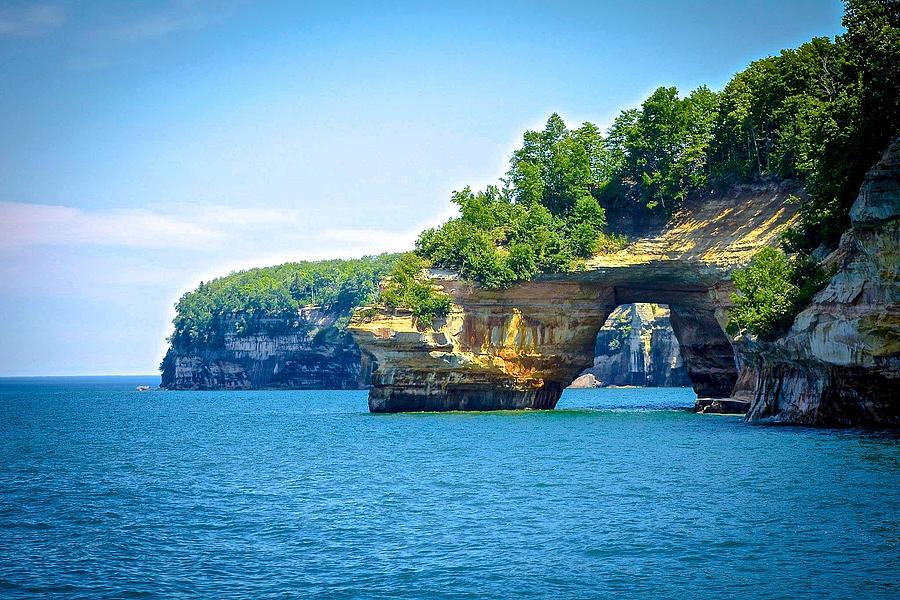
xmin=0 ymin=0 xmax=845 ymax=376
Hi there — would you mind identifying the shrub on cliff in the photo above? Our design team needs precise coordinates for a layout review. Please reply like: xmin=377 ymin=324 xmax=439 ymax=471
xmin=728 ymin=248 xmax=830 ymax=340
xmin=379 ymin=253 xmax=451 ymax=323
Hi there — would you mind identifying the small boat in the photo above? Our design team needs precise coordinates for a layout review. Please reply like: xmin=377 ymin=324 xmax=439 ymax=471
xmin=135 ymin=385 xmax=151 ymax=392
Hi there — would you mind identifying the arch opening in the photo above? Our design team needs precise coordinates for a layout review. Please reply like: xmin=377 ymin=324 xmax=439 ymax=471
xmin=556 ymin=295 xmax=739 ymax=401
xmin=568 ymin=303 xmax=691 ymax=389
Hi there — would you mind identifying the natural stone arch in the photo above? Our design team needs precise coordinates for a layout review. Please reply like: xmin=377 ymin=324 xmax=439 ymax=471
xmin=350 ymin=184 xmax=799 ymax=412
xmin=352 ymin=276 xmax=738 ymax=412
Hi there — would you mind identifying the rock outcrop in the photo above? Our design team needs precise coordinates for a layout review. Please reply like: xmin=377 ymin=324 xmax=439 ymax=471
xmin=350 ymin=184 xmax=799 ymax=412
xmin=162 ymin=300 xmax=691 ymax=391
xmin=160 ymin=307 xmax=373 ymax=390
xmin=570 ymin=303 xmax=690 ymax=387
xmin=736 ymin=139 xmax=900 ymax=426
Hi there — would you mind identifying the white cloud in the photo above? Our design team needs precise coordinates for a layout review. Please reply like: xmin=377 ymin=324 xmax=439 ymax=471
xmin=319 ymin=227 xmax=419 ymax=251
xmin=0 ymin=201 xmax=222 ymax=249
xmin=0 ymin=198 xmax=460 ymax=254
xmin=104 ymin=0 xmax=238 ymax=42
xmin=317 ymin=202 xmax=460 ymax=256
xmin=0 ymin=3 xmax=65 ymax=37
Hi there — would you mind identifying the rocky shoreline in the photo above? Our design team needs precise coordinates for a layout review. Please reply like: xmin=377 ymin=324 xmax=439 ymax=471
xmin=160 ymin=303 xmax=690 ymax=393
xmin=731 ymin=138 xmax=900 ymax=426
xmin=160 ymin=308 xmax=372 ymax=390
xmin=347 ymin=157 xmax=898 ymax=426
xmin=160 ymin=142 xmax=898 ymax=427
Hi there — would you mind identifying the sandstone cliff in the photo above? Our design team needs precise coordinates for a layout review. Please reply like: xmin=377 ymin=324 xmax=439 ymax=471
xmin=162 ymin=301 xmax=688 ymax=391
xmin=160 ymin=307 xmax=373 ymax=390
xmin=735 ymin=138 xmax=900 ymax=426
xmin=570 ymin=303 xmax=690 ymax=388
xmin=350 ymin=184 xmax=799 ymax=412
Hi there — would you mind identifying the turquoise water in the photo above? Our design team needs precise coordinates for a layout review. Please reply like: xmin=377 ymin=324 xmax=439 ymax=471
xmin=1 ymin=378 xmax=898 ymax=599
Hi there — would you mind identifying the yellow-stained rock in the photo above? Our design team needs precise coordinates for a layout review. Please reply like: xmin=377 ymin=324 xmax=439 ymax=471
xmin=351 ymin=183 xmax=801 ymax=412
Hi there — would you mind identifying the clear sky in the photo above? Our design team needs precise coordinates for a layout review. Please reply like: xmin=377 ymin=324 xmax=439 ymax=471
xmin=0 ymin=0 xmax=845 ymax=376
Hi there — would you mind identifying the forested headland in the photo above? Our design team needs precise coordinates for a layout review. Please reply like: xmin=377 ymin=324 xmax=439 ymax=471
xmin=166 ymin=254 xmax=400 ymax=355
xmin=392 ymin=0 xmax=899 ymax=340
xmin=165 ymin=0 xmax=898 ymax=353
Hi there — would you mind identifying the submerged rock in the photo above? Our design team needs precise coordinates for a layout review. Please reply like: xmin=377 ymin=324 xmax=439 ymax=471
xmin=695 ymin=398 xmax=750 ymax=414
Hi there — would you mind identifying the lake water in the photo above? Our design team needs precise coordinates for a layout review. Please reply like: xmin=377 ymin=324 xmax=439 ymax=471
xmin=1 ymin=378 xmax=898 ymax=599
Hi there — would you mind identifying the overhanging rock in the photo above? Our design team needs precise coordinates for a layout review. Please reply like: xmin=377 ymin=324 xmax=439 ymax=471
xmin=351 ymin=185 xmax=799 ymax=412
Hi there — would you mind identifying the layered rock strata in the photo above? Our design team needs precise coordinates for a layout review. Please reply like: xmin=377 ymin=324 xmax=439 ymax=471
xmin=162 ymin=302 xmax=690 ymax=391
xmin=161 ymin=308 xmax=372 ymax=390
xmin=351 ymin=185 xmax=799 ymax=412
xmin=736 ymin=139 xmax=900 ymax=426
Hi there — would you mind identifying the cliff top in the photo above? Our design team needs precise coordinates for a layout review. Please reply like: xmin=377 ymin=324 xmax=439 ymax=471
xmin=587 ymin=182 xmax=800 ymax=271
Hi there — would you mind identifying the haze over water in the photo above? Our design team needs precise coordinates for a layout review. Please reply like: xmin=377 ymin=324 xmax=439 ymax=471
xmin=1 ymin=380 xmax=897 ymax=598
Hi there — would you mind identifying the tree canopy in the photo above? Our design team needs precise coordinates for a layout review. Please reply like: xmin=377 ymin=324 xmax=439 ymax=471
xmin=415 ymin=116 xmax=626 ymax=289
xmin=169 ymin=1 xmax=899 ymax=340
xmin=169 ymin=254 xmax=400 ymax=349
xmin=412 ymin=0 xmax=899 ymax=317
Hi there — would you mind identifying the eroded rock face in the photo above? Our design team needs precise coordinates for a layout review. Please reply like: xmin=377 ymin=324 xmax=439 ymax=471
xmin=573 ymin=304 xmax=690 ymax=388
xmin=160 ymin=301 xmax=689 ymax=392
xmin=160 ymin=308 xmax=372 ymax=390
xmin=736 ymin=139 xmax=900 ymax=426
xmin=351 ymin=185 xmax=799 ymax=412
xmin=357 ymin=280 xmax=614 ymax=412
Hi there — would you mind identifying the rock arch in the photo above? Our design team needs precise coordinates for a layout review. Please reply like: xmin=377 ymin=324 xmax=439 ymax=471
xmin=350 ymin=185 xmax=799 ymax=412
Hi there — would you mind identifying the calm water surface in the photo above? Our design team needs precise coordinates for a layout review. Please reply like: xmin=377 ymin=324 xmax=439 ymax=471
xmin=1 ymin=378 xmax=898 ymax=599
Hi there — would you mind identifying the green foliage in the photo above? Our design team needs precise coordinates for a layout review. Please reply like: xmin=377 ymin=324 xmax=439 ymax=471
xmin=724 ymin=0 xmax=898 ymax=334
xmin=169 ymin=253 xmax=400 ymax=349
xmin=605 ymin=86 xmax=720 ymax=214
xmin=379 ymin=253 xmax=451 ymax=324
xmin=707 ymin=1 xmax=900 ymax=251
xmin=416 ymin=115 xmax=614 ymax=288
xmin=607 ymin=314 xmax=633 ymax=352
xmin=593 ymin=232 xmax=629 ymax=255
xmin=508 ymin=115 xmax=610 ymax=216
xmin=170 ymin=0 xmax=898 ymax=350
xmin=415 ymin=0 xmax=899 ymax=317
xmin=728 ymin=248 xmax=831 ymax=340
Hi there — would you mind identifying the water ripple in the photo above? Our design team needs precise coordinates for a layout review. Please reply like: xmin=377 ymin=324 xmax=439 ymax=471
xmin=0 ymin=383 xmax=897 ymax=599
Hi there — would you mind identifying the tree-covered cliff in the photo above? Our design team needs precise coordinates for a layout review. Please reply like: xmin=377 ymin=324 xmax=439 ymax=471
xmin=162 ymin=0 xmax=898 ymax=396
xmin=161 ymin=254 xmax=400 ymax=389
xmin=392 ymin=0 xmax=899 ymax=338
xmin=168 ymin=254 xmax=400 ymax=351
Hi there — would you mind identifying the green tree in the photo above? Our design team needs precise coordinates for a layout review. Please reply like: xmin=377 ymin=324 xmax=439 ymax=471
xmin=168 ymin=254 xmax=400 ymax=350
xmin=379 ymin=253 xmax=451 ymax=324
xmin=728 ymin=248 xmax=830 ymax=340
